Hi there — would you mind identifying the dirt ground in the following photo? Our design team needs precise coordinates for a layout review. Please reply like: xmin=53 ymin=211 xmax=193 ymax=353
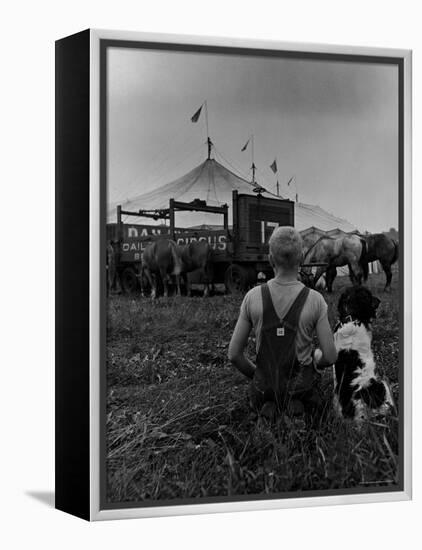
xmin=106 ymin=272 xmax=400 ymax=504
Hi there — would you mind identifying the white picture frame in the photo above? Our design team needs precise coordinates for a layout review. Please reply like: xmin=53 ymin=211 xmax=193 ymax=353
xmin=55 ymin=28 xmax=412 ymax=521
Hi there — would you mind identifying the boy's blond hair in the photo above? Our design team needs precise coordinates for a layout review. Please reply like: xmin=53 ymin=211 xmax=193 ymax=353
xmin=268 ymin=226 xmax=303 ymax=269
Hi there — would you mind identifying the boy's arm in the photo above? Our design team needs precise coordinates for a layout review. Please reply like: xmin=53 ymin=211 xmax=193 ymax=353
xmin=314 ymin=314 xmax=337 ymax=367
xmin=228 ymin=317 xmax=256 ymax=379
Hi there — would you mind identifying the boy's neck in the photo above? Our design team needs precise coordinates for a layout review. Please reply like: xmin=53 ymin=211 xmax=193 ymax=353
xmin=272 ymin=267 xmax=299 ymax=283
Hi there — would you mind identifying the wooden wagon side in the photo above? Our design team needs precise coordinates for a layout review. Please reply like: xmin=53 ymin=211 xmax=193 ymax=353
xmin=107 ymin=190 xmax=296 ymax=294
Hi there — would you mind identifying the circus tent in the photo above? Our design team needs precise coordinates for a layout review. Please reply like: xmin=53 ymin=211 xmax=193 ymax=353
xmin=107 ymin=158 xmax=357 ymax=233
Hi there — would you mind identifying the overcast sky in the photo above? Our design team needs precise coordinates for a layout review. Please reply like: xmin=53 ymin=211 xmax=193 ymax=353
xmin=107 ymin=46 xmax=399 ymax=232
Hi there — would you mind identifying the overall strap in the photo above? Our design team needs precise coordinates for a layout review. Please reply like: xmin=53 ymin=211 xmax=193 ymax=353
xmin=260 ymin=283 xmax=280 ymax=327
xmin=283 ymin=286 xmax=310 ymax=328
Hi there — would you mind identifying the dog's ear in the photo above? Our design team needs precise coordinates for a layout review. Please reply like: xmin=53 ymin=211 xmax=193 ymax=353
xmin=371 ymin=296 xmax=381 ymax=310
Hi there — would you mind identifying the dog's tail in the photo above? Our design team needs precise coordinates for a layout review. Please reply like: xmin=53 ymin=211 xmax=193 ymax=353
xmin=359 ymin=238 xmax=369 ymax=281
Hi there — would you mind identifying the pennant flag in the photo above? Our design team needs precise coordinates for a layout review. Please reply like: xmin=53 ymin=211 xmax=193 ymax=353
xmin=286 ymin=176 xmax=294 ymax=187
xmin=270 ymin=159 xmax=278 ymax=174
xmin=241 ymin=138 xmax=250 ymax=152
xmin=191 ymin=105 xmax=203 ymax=123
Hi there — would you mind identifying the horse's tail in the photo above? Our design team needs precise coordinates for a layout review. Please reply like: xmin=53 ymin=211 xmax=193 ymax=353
xmin=170 ymin=240 xmax=183 ymax=276
xmin=391 ymin=239 xmax=399 ymax=265
xmin=359 ymin=238 xmax=369 ymax=281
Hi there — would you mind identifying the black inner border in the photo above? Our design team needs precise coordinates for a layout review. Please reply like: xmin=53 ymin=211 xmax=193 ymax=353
xmin=99 ymin=38 xmax=405 ymax=511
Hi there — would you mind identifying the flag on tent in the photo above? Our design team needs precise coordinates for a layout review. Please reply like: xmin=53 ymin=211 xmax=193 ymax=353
xmin=241 ymin=138 xmax=250 ymax=152
xmin=270 ymin=159 xmax=278 ymax=174
xmin=286 ymin=176 xmax=294 ymax=187
xmin=191 ymin=104 xmax=203 ymax=123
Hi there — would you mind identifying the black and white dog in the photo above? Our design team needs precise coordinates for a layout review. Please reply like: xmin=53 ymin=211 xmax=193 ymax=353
xmin=330 ymin=286 xmax=394 ymax=423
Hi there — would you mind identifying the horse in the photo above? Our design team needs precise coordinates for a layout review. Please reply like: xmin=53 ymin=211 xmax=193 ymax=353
xmin=141 ymin=238 xmax=183 ymax=299
xmin=302 ymin=234 xmax=368 ymax=293
xmin=106 ymin=240 xmax=120 ymax=295
xmin=178 ymin=240 xmax=214 ymax=297
xmin=362 ymin=233 xmax=399 ymax=291
xmin=301 ymin=230 xmax=327 ymax=256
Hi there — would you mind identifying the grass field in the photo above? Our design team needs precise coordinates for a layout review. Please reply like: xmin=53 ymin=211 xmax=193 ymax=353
xmin=106 ymin=272 xmax=400 ymax=503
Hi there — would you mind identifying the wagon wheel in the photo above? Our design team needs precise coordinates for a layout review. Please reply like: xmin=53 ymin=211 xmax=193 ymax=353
xmin=120 ymin=267 xmax=139 ymax=294
xmin=224 ymin=264 xmax=250 ymax=294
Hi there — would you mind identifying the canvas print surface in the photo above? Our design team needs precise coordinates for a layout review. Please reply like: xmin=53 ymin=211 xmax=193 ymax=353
xmin=103 ymin=42 xmax=402 ymax=508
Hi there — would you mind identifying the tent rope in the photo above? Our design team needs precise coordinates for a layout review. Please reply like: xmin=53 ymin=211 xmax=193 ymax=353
xmin=213 ymin=146 xmax=253 ymax=184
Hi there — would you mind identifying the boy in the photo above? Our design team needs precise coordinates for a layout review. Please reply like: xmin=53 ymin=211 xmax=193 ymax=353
xmin=228 ymin=226 xmax=337 ymax=418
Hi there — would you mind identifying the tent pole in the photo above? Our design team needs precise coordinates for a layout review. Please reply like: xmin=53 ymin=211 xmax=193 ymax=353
xmin=205 ymin=100 xmax=209 ymax=140
xmin=251 ymin=134 xmax=255 ymax=183
xmin=204 ymin=100 xmax=213 ymax=160
xmin=294 ymin=176 xmax=299 ymax=202
xmin=207 ymin=137 xmax=212 ymax=160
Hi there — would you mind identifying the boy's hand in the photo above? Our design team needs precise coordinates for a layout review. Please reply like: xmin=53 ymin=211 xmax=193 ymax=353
xmin=313 ymin=348 xmax=323 ymax=365
xmin=313 ymin=347 xmax=335 ymax=371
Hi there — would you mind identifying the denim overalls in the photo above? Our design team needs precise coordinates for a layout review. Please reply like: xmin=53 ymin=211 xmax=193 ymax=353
xmin=250 ymin=283 xmax=319 ymax=413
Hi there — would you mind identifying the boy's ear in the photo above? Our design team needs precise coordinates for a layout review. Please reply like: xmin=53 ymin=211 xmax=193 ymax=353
xmin=268 ymin=253 xmax=275 ymax=269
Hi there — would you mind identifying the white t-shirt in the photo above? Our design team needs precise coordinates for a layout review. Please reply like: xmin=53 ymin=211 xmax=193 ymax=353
xmin=239 ymin=278 xmax=328 ymax=364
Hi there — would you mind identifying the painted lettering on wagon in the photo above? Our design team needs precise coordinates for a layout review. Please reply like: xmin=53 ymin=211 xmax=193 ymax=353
xmin=127 ymin=226 xmax=168 ymax=238
xmin=176 ymin=235 xmax=226 ymax=250
xmin=121 ymin=234 xmax=227 ymax=254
